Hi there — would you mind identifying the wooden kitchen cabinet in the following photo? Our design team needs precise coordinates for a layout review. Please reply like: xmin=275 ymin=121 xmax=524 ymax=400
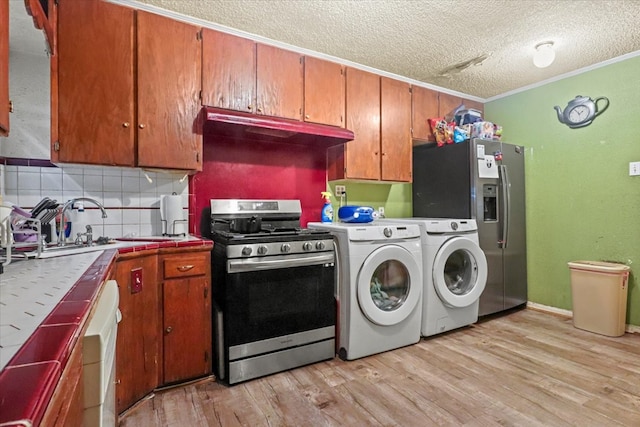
xmin=438 ymin=92 xmax=485 ymax=120
xmin=136 ymin=11 xmax=202 ymax=170
xmin=55 ymin=0 xmax=135 ymax=166
xmin=303 ymin=56 xmax=345 ymax=127
xmin=381 ymin=77 xmax=412 ymax=182
xmin=161 ymin=250 xmax=211 ymax=384
xmin=54 ymin=0 xmax=202 ymax=171
xmin=1 ymin=0 xmax=10 ymax=137
xmin=412 ymin=88 xmax=484 ymax=143
xmin=411 ymin=85 xmax=439 ymax=142
xmin=328 ymin=68 xmax=412 ymax=182
xmin=113 ymin=253 xmax=160 ymax=414
xmin=328 ymin=67 xmax=380 ymax=180
xmin=202 ymin=29 xmax=255 ymax=113
xmin=202 ymin=28 xmax=303 ymax=120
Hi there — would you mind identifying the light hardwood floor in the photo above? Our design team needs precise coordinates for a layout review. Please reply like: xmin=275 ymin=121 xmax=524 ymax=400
xmin=119 ymin=309 xmax=640 ymax=426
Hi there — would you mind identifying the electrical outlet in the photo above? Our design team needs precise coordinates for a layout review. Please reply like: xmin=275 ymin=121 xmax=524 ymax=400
xmin=378 ymin=207 xmax=385 ymax=217
xmin=630 ymin=161 xmax=640 ymax=176
xmin=335 ymin=185 xmax=346 ymax=196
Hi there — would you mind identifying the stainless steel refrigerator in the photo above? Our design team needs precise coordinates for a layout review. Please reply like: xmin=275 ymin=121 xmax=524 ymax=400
xmin=412 ymin=138 xmax=527 ymax=316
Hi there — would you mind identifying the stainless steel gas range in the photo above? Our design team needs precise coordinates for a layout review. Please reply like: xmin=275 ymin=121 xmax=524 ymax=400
xmin=204 ymin=199 xmax=336 ymax=385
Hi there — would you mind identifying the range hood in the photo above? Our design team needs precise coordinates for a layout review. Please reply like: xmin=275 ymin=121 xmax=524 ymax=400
xmin=202 ymin=107 xmax=354 ymax=147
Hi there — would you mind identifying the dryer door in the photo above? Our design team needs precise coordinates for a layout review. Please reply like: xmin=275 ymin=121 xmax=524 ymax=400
xmin=432 ymin=237 xmax=488 ymax=308
xmin=357 ymin=244 xmax=422 ymax=326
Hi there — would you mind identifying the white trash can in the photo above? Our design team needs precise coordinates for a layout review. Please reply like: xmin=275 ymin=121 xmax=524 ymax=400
xmin=567 ymin=261 xmax=631 ymax=337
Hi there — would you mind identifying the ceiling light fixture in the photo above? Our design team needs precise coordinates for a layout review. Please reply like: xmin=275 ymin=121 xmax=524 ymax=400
xmin=533 ymin=41 xmax=555 ymax=68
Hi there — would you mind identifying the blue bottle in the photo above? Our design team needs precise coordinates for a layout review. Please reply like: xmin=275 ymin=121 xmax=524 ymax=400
xmin=320 ymin=192 xmax=333 ymax=223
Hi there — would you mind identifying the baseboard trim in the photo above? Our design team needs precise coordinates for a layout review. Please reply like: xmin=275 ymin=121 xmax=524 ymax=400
xmin=527 ymin=301 xmax=639 ymax=334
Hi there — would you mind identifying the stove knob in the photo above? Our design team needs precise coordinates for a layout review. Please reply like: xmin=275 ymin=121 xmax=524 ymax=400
xmin=281 ymin=243 xmax=291 ymax=253
xmin=257 ymin=245 xmax=268 ymax=255
xmin=302 ymin=242 xmax=313 ymax=251
xmin=383 ymin=227 xmax=393 ymax=238
xmin=241 ymin=246 xmax=252 ymax=256
xmin=315 ymin=241 xmax=326 ymax=250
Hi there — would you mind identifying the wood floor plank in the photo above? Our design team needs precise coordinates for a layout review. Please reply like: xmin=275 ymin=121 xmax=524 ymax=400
xmin=119 ymin=309 xmax=640 ymax=427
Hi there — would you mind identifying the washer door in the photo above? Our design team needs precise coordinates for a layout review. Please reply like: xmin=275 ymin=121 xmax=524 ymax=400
xmin=432 ymin=237 xmax=487 ymax=308
xmin=357 ymin=244 xmax=421 ymax=326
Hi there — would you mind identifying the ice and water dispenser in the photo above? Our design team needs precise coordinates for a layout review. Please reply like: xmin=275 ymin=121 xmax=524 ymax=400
xmin=483 ymin=184 xmax=497 ymax=221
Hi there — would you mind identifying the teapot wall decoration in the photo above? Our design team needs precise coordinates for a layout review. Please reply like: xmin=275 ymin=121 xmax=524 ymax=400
xmin=554 ymin=95 xmax=609 ymax=128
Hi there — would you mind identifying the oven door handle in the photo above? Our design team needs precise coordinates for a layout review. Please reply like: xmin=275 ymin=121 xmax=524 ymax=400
xmin=227 ymin=252 xmax=335 ymax=273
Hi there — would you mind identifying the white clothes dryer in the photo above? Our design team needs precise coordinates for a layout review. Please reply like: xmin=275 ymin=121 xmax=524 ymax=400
xmin=308 ymin=222 xmax=423 ymax=360
xmin=383 ymin=218 xmax=487 ymax=337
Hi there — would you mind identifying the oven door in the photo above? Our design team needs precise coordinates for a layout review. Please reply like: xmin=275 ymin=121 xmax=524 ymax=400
xmin=224 ymin=252 xmax=335 ymax=349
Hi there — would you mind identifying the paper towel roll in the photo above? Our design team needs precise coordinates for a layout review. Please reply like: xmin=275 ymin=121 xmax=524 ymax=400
xmin=161 ymin=194 xmax=186 ymax=235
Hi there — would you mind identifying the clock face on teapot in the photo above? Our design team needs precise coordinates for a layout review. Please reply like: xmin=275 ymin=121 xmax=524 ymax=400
xmin=554 ymin=95 xmax=610 ymax=128
xmin=567 ymin=104 xmax=591 ymax=124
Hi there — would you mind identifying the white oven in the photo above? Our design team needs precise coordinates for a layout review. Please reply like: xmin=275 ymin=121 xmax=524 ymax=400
xmin=83 ymin=279 xmax=121 ymax=426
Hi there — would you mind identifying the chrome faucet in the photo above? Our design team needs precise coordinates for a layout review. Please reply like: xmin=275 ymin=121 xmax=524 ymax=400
xmin=58 ymin=197 xmax=108 ymax=246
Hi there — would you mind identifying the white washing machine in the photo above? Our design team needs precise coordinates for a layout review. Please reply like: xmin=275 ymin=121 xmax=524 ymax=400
xmin=383 ymin=218 xmax=487 ymax=337
xmin=308 ymin=221 xmax=423 ymax=360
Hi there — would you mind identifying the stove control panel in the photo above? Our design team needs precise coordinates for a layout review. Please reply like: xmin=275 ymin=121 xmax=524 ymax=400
xmin=227 ymin=239 xmax=334 ymax=258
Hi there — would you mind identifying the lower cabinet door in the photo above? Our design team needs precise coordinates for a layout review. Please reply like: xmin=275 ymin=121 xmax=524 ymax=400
xmin=163 ymin=276 xmax=212 ymax=384
xmin=114 ymin=255 xmax=160 ymax=414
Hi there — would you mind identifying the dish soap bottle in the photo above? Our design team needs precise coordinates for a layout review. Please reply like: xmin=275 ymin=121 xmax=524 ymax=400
xmin=321 ymin=192 xmax=333 ymax=223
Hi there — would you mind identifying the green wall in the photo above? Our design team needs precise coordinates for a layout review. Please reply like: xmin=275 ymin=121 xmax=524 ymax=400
xmin=485 ymin=55 xmax=640 ymax=326
xmin=327 ymin=182 xmax=412 ymax=218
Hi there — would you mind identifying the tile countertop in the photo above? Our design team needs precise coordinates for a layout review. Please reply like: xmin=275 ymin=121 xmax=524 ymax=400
xmin=0 ymin=236 xmax=212 ymax=427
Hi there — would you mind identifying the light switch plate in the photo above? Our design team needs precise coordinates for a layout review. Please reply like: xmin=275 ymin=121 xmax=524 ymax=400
xmin=629 ymin=161 xmax=640 ymax=176
xmin=131 ymin=268 xmax=143 ymax=294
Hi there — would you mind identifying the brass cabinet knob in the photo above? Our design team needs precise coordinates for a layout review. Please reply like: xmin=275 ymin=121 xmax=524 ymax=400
xmin=122 ymin=122 xmax=130 ymax=128
xmin=139 ymin=124 xmax=145 ymax=129
xmin=305 ymin=114 xmax=310 ymax=119
xmin=177 ymin=265 xmax=194 ymax=272
xmin=165 ymin=326 xmax=173 ymax=334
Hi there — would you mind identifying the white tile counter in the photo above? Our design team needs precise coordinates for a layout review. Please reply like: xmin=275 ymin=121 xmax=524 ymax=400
xmin=0 ymin=251 xmax=103 ymax=369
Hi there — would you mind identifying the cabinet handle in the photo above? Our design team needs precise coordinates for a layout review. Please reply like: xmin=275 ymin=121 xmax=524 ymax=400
xmin=247 ymin=105 xmax=252 ymax=111
xmin=165 ymin=326 xmax=173 ymax=334
xmin=9 ymin=100 xmax=13 ymax=113
xmin=139 ymin=124 xmax=146 ymax=129
xmin=122 ymin=122 xmax=130 ymax=128
xmin=305 ymin=114 xmax=310 ymax=119
xmin=177 ymin=265 xmax=195 ymax=272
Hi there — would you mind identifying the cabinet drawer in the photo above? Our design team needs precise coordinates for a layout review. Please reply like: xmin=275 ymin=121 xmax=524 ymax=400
xmin=163 ymin=255 xmax=208 ymax=279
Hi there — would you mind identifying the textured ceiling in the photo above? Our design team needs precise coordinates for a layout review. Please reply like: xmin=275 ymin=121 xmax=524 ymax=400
xmin=9 ymin=0 xmax=640 ymax=99
xmin=131 ymin=0 xmax=640 ymax=99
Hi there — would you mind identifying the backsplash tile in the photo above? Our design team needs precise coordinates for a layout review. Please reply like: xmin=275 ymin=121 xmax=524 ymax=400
xmin=1 ymin=163 xmax=189 ymax=238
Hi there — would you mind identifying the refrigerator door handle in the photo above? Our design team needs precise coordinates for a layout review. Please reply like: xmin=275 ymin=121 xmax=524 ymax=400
xmin=499 ymin=164 xmax=511 ymax=248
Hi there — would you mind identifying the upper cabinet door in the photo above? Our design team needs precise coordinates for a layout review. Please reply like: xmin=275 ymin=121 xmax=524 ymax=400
xmin=56 ymin=0 xmax=135 ymax=165
xmin=411 ymin=85 xmax=439 ymax=142
xmin=303 ymin=56 xmax=345 ymax=127
xmin=381 ymin=77 xmax=411 ymax=182
xmin=202 ymin=28 xmax=255 ymax=112
xmin=136 ymin=11 xmax=202 ymax=171
xmin=256 ymin=44 xmax=303 ymax=120
xmin=0 ymin=0 xmax=9 ymax=137
xmin=438 ymin=92 xmax=463 ymax=119
xmin=344 ymin=67 xmax=380 ymax=180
